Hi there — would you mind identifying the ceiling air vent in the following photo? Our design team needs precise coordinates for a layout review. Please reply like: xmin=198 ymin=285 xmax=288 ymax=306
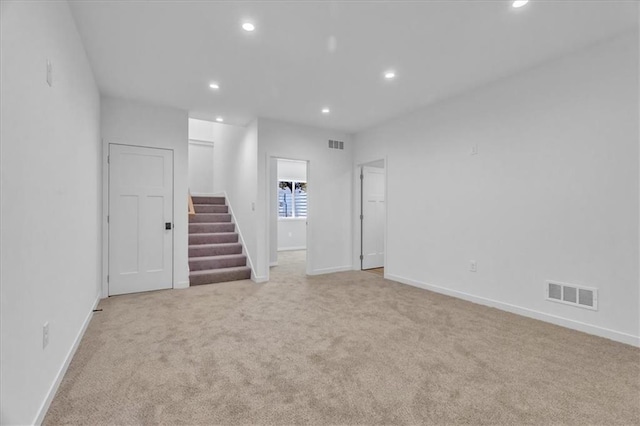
xmin=546 ymin=280 xmax=597 ymax=310
xmin=328 ymin=139 xmax=344 ymax=150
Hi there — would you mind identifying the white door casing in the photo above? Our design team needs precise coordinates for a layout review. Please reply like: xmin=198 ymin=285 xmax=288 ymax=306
xmin=362 ymin=166 xmax=385 ymax=269
xmin=108 ymin=144 xmax=173 ymax=295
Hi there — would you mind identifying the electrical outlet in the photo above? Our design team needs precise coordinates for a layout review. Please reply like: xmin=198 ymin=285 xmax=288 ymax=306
xmin=470 ymin=260 xmax=477 ymax=272
xmin=43 ymin=322 xmax=50 ymax=349
xmin=46 ymin=59 xmax=52 ymax=87
xmin=470 ymin=144 xmax=478 ymax=155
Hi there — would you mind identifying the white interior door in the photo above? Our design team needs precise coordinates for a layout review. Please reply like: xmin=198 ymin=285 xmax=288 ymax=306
xmin=109 ymin=144 xmax=173 ymax=295
xmin=362 ymin=166 xmax=385 ymax=269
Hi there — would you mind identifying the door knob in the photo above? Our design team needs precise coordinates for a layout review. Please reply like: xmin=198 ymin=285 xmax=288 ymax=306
xmin=165 ymin=222 xmax=172 ymax=230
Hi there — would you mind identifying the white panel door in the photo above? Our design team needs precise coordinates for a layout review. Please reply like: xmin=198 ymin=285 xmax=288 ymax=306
xmin=362 ymin=166 xmax=385 ymax=269
xmin=109 ymin=144 xmax=173 ymax=295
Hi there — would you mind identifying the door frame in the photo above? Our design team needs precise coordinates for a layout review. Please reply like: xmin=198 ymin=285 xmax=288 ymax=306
xmin=354 ymin=157 xmax=388 ymax=274
xmin=101 ymin=142 xmax=175 ymax=298
xmin=267 ymin=154 xmax=311 ymax=277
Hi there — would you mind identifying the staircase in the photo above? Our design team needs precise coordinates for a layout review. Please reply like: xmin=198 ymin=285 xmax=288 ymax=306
xmin=188 ymin=196 xmax=251 ymax=285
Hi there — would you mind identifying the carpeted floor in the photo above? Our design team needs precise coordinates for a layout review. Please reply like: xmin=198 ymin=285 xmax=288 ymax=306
xmin=45 ymin=250 xmax=640 ymax=425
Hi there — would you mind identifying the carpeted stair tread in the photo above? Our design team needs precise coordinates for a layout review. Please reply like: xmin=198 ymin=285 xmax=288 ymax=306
xmin=189 ymin=254 xmax=246 ymax=262
xmin=188 ymin=243 xmax=243 ymax=257
xmin=189 ymin=223 xmax=235 ymax=233
xmin=189 ymin=232 xmax=239 ymax=245
xmin=189 ymin=266 xmax=251 ymax=286
xmin=189 ymin=213 xmax=232 ymax=223
xmin=194 ymin=204 xmax=228 ymax=214
xmin=192 ymin=196 xmax=225 ymax=205
xmin=188 ymin=242 xmax=241 ymax=249
xmin=189 ymin=254 xmax=247 ymax=271
xmin=189 ymin=265 xmax=250 ymax=276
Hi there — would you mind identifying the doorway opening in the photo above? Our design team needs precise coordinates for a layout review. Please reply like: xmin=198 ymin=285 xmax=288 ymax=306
xmin=270 ymin=158 xmax=309 ymax=273
xmin=360 ymin=159 xmax=385 ymax=275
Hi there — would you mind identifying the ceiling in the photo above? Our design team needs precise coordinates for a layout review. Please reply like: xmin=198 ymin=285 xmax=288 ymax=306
xmin=69 ymin=1 xmax=638 ymax=133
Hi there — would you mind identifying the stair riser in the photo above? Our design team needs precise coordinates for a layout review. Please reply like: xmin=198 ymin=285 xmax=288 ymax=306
xmin=189 ymin=234 xmax=238 ymax=245
xmin=194 ymin=205 xmax=228 ymax=214
xmin=192 ymin=196 xmax=225 ymax=205
xmin=190 ymin=269 xmax=251 ymax=286
xmin=189 ymin=214 xmax=232 ymax=223
xmin=189 ymin=256 xmax=247 ymax=271
xmin=189 ymin=245 xmax=242 ymax=257
xmin=189 ymin=223 xmax=235 ymax=233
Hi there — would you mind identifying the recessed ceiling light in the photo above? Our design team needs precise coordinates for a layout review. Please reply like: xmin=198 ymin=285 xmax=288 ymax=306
xmin=321 ymin=108 xmax=330 ymax=114
xmin=216 ymin=117 xmax=224 ymax=122
xmin=384 ymin=71 xmax=396 ymax=80
xmin=512 ymin=0 xmax=529 ymax=8
xmin=209 ymin=83 xmax=219 ymax=90
xmin=242 ymin=22 xmax=255 ymax=32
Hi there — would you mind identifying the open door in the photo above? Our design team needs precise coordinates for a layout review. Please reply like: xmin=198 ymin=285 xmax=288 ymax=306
xmin=361 ymin=164 xmax=385 ymax=270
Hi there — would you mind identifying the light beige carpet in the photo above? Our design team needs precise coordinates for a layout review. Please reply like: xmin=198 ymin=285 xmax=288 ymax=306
xmin=45 ymin=250 xmax=640 ymax=425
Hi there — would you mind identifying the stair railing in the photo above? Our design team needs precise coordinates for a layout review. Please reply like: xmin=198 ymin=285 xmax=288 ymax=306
xmin=188 ymin=192 xmax=195 ymax=216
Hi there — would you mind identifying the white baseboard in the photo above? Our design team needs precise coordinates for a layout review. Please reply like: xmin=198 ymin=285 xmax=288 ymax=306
xmin=34 ymin=295 xmax=101 ymax=425
xmin=308 ymin=265 xmax=353 ymax=276
xmin=252 ymin=275 xmax=268 ymax=283
xmin=386 ymin=273 xmax=640 ymax=348
xmin=278 ymin=246 xmax=306 ymax=252
xmin=174 ymin=280 xmax=190 ymax=289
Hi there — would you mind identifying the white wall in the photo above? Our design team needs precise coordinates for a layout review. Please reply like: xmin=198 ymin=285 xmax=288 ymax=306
xmin=217 ymin=120 xmax=259 ymax=278
xmin=188 ymin=118 xmax=214 ymax=142
xmin=278 ymin=158 xmax=307 ymax=181
xmin=257 ymin=118 xmax=353 ymax=279
xmin=211 ymin=123 xmax=247 ymax=196
xmin=0 ymin=1 xmax=102 ymax=424
xmin=278 ymin=221 xmax=307 ymax=251
xmin=354 ymin=33 xmax=639 ymax=346
xmin=191 ymin=119 xmax=246 ymax=196
xmin=188 ymin=142 xmax=215 ymax=194
xmin=101 ymin=97 xmax=190 ymax=291
xmin=277 ymin=159 xmax=307 ymax=251
xmin=188 ymin=118 xmax=217 ymax=195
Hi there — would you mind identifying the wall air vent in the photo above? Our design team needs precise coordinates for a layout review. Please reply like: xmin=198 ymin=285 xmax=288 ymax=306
xmin=328 ymin=139 xmax=344 ymax=150
xmin=546 ymin=280 xmax=598 ymax=310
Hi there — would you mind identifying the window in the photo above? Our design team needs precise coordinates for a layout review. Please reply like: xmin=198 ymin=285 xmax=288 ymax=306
xmin=278 ymin=180 xmax=307 ymax=218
